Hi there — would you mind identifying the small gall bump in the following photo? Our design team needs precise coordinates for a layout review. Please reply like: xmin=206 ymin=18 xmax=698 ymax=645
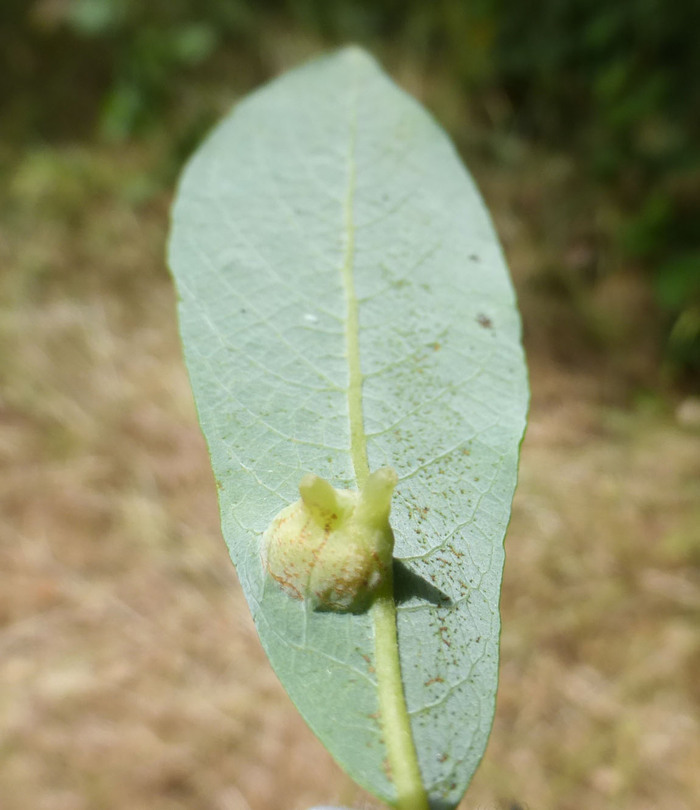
xmin=261 ymin=468 xmax=398 ymax=612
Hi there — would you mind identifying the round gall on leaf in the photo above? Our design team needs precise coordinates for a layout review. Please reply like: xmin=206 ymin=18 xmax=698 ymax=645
xmin=262 ymin=468 xmax=398 ymax=612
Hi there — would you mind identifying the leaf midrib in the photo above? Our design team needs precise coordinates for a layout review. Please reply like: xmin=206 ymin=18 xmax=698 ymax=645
xmin=340 ymin=67 xmax=369 ymax=490
xmin=340 ymin=52 xmax=429 ymax=810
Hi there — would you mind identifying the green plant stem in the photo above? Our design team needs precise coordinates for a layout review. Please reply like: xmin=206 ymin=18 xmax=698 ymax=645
xmin=341 ymin=53 xmax=429 ymax=810
xmin=372 ymin=584 xmax=430 ymax=810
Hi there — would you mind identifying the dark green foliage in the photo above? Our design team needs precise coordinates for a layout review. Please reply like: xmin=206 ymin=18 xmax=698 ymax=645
xmin=3 ymin=0 xmax=698 ymax=380
xmin=488 ymin=0 xmax=700 ymax=380
xmin=1 ymin=0 xmax=256 ymax=140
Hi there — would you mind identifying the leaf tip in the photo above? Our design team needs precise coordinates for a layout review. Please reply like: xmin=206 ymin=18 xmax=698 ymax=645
xmin=335 ymin=43 xmax=379 ymax=71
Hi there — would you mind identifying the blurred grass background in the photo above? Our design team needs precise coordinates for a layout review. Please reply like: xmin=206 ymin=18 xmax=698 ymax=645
xmin=1 ymin=2 xmax=699 ymax=809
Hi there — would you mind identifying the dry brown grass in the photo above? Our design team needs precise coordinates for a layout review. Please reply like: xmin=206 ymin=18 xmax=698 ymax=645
xmin=1 ymin=140 xmax=698 ymax=810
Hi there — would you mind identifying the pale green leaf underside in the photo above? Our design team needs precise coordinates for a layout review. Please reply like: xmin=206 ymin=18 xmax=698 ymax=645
xmin=169 ymin=47 xmax=528 ymax=809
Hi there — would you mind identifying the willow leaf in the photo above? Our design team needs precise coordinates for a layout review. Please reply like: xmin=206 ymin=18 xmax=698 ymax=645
xmin=169 ymin=47 xmax=528 ymax=809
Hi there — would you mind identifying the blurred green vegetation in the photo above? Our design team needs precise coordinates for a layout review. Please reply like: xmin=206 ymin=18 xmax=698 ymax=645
xmin=2 ymin=0 xmax=699 ymax=384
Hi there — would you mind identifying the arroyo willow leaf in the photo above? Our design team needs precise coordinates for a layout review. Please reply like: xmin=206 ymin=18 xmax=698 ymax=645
xmin=169 ymin=47 xmax=528 ymax=808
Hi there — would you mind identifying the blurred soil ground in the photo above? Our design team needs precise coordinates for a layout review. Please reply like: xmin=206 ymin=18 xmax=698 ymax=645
xmin=1 ymin=94 xmax=699 ymax=810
